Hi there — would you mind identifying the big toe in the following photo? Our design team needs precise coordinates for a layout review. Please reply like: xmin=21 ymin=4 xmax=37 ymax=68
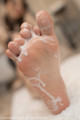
xmin=36 ymin=10 xmax=54 ymax=36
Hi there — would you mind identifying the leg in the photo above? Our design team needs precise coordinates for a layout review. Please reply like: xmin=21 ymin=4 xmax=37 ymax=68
xmin=6 ymin=10 xmax=69 ymax=114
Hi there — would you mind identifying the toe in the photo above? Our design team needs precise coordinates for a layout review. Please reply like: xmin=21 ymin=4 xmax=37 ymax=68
xmin=6 ymin=49 xmax=16 ymax=61
xmin=8 ymin=41 xmax=21 ymax=56
xmin=20 ymin=28 xmax=31 ymax=39
xmin=34 ymin=26 xmax=41 ymax=36
xmin=21 ymin=22 xmax=33 ymax=30
xmin=14 ymin=38 xmax=25 ymax=46
xmin=36 ymin=10 xmax=54 ymax=35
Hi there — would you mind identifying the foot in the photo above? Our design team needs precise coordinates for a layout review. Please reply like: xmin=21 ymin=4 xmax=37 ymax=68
xmin=6 ymin=10 xmax=69 ymax=114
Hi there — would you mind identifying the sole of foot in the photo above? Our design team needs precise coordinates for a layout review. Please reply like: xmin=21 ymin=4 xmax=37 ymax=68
xmin=6 ymin=10 xmax=69 ymax=114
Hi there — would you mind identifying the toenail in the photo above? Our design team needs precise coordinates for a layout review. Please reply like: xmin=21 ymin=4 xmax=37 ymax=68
xmin=23 ymin=28 xmax=29 ymax=32
xmin=36 ymin=10 xmax=45 ymax=18
xmin=22 ymin=24 xmax=28 ymax=28
xmin=21 ymin=23 xmax=28 ymax=29
xmin=21 ymin=23 xmax=32 ymax=30
xmin=20 ymin=28 xmax=31 ymax=38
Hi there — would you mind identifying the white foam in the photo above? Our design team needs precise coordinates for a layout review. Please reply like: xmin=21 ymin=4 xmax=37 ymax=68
xmin=28 ymin=70 xmax=46 ymax=87
xmin=16 ymin=29 xmax=62 ymax=111
xmin=17 ymin=57 xmax=22 ymax=62
xmin=17 ymin=30 xmax=38 ymax=62
xmin=22 ymin=24 xmax=28 ymax=28
xmin=39 ymin=36 xmax=55 ymax=46
xmin=16 ymin=30 xmax=62 ymax=111
xmin=32 ymin=81 xmax=62 ymax=112
xmin=23 ymin=28 xmax=29 ymax=32
xmin=17 ymin=30 xmax=56 ymax=62
xmin=28 ymin=68 xmax=63 ymax=112
xmin=31 ymin=31 xmax=38 ymax=38
xmin=36 ymin=11 xmax=44 ymax=18
xmin=39 ymin=37 xmax=48 ymax=43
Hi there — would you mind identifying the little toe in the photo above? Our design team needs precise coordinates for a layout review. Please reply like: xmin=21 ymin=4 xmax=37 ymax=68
xmin=36 ymin=10 xmax=54 ymax=36
xmin=34 ymin=26 xmax=41 ymax=36
xmin=21 ymin=22 xmax=33 ymax=30
xmin=8 ymin=41 xmax=21 ymax=57
xmin=6 ymin=49 xmax=16 ymax=61
xmin=20 ymin=28 xmax=31 ymax=39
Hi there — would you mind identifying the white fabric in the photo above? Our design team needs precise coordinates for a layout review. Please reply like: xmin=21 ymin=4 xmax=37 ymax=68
xmin=11 ymin=54 xmax=80 ymax=120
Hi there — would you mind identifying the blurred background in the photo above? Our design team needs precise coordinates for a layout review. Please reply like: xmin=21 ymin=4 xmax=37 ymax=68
xmin=0 ymin=0 xmax=80 ymax=119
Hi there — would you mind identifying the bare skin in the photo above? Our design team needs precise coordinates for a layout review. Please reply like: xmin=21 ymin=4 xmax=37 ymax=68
xmin=6 ymin=10 xmax=69 ymax=114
